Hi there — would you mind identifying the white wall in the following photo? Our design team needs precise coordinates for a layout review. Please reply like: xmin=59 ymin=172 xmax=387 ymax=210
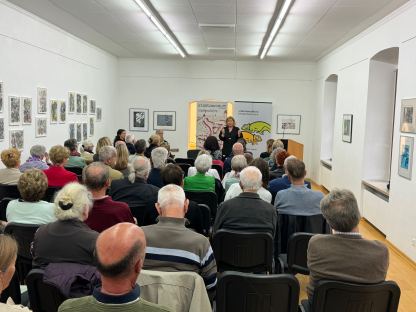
xmin=320 ymin=77 xmax=338 ymax=161
xmin=314 ymin=0 xmax=416 ymax=261
xmin=0 ymin=0 xmax=118 ymax=163
xmin=118 ymin=59 xmax=317 ymax=170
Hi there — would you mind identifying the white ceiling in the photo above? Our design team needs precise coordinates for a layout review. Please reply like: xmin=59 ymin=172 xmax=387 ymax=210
xmin=6 ymin=0 xmax=409 ymax=61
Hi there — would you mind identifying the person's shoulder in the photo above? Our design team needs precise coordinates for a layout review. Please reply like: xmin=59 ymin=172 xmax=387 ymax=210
xmin=139 ymin=298 xmax=172 ymax=311
xmin=58 ymin=296 xmax=92 ymax=311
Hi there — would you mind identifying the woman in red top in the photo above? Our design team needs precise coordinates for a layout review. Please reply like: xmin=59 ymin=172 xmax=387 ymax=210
xmin=43 ymin=145 xmax=78 ymax=187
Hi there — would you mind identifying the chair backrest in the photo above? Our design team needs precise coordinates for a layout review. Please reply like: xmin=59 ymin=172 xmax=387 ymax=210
xmin=185 ymin=191 xmax=218 ymax=219
xmin=197 ymin=204 xmax=211 ymax=236
xmin=177 ymin=163 xmax=191 ymax=177
xmin=187 ymin=149 xmax=200 ymax=160
xmin=286 ymin=232 xmax=314 ymax=275
xmin=43 ymin=187 xmax=61 ymax=202
xmin=26 ymin=269 xmax=67 ymax=312
xmin=216 ymin=271 xmax=299 ymax=312
xmin=0 ymin=184 xmax=20 ymax=201
xmin=4 ymin=222 xmax=40 ymax=284
xmin=212 ymin=164 xmax=223 ymax=179
xmin=64 ymin=166 xmax=83 ymax=176
xmin=311 ymin=280 xmax=401 ymax=312
xmin=175 ymin=158 xmax=195 ymax=166
xmin=212 ymin=230 xmax=273 ymax=273
xmin=0 ymin=197 xmax=16 ymax=221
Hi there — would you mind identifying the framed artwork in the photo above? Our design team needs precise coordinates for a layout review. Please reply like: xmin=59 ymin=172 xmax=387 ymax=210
xmin=82 ymin=95 xmax=88 ymax=114
xmin=68 ymin=92 xmax=75 ymax=114
xmin=9 ymin=96 xmax=21 ymax=126
xmin=398 ymin=135 xmax=414 ymax=180
xmin=276 ymin=114 xmax=301 ymax=135
xmin=129 ymin=108 xmax=149 ymax=131
xmin=89 ymin=99 xmax=96 ymax=114
xmin=0 ymin=118 xmax=4 ymax=141
xmin=96 ymin=107 xmax=102 ymax=122
xmin=0 ymin=82 xmax=3 ymax=113
xmin=76 ymin=123 xmax=82 ymax=142
xmin=35 ymin=117 xmax=47 ymax=137
xmin=59 ymin=100 xmax=66 ymax=123
xmin=37 ymin=87 xmax=47 ymax=114
xmin=76 ymin=93 xmax=82 ymax=114
xmin=82 ymin=123 xmax=88 ymax=141
xmin=342 ymin=114 xmax=353 ymax=143
xmin=89 ymin=117 xmax=94 ymax=137
xmin=400 ymin=98 xmax=416 ymax=133
xmin=153 ymin=111 xmax=176 ymax=131
xmin=50 ymin=100 xmax=58 ymax=124
xmin=22 ymin=97 xmax=32 ymax=125
xmin=9 ymin=129 xmax=24 ymax=150
xmin=69 ymin=123 xmax=75 ymax=140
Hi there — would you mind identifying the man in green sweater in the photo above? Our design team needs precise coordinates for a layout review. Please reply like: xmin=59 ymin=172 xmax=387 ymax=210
xmin=58 ymin=223 xmax=171 ymax=312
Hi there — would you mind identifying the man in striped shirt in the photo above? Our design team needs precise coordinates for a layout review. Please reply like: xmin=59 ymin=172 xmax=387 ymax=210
xmin=142 ymin=184 xmax=217 ymax=291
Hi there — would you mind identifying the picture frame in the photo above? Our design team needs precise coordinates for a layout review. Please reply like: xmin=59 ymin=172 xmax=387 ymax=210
xmin=50 ymin=100 xmax=58 ymax=124
xmin=22 ymin=97 xmax=32 ymax=125
xmin=342 ymin=114 xmax=353 ymax=143
xmin=76 ymin=94 xmax=82 ymax=114
xmin=59 ymin=100 xmax=67 ymax=123
xmin=96 ymin=107 xmax=102 ymax=122
xmin=69 ymin=123 xmax=75 ymax=140
xmin=9 ymin=129 xmax=24 ymax=150
xmin=76 ymin=123 xmax=82 ymax=143
xmin=0 ymin=82 xmax=3 ymax=113
xmin=400 ymin=98 xmax=416 ymax=133
xmin=82 ymin=122 xmax=88 ymax=141
xmin=276 ymin=114 xmax=301 ymax=135
xmin=82 ymin=95 xmax=88 ymax=114
xmin=37 ymin=87 xmax=47 ymax=114
xmin=129 ymin=108 xmax=149 ymax=132
xmin=0 ymin=118 xmax=4 ymax=141
xmin=68 ymin=92 xmax=75 ymax=114
xmin=89 ymin=99 xmax=96 ymax=115
xmin=9 ymin=96 xmax=21 ymax=126
xmin=89 ymin=117 xmax=94 ymax=137
xmin=398 ymin=135 xmax=414 ymax=180
xmin=153 ymin=111 xmax=176 ymax=131
xmin=35 ymin=117 xmax=47 ymax=137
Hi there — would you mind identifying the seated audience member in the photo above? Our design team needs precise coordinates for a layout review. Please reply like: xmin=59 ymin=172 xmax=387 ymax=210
xmin=224 ymin=158 xmax=272 ymax=203
xmin=80 ymin=140 xmax=94 ymax=164
xmin=125 ymin=134 xmax=136 ymax=155
xmin=43 ymin=145 xmax=78 ymax=187
xmin=203 ymin=136 xmax=222 ymax=160
xmin=19 ymin=144 xmax=49 ymax=172
xmin=270 ymin=150 xmax=289 ymax=181
xmin=142 ymin=185 xmax=217 ymax=290
xmin=213 ymin=167 xmax=276 ymax=237
xmin=144 ymin=134 xmax=161 ymax=158
xmin=244 ymin=152 xmax=253 ymax=165
xmin=161 ymin=164 xmax=205 ymax=234
xmin=113 ymin=129 xmax=126 ymax=146
xmin=114 ymin=143 xmax=131 ymax=178
xmin=269 ymin=156 xmax=311 ymax=199
xmin=64 ymin=139 xmax=86 ymax=168
xmin=307 ymin=189 xmax=389 ymax=303
xmin=7 ymin=169 xmax=55 ymax=224
xmin=0 ymin=148 xmax=22 ymax=185
xmin=0 ymin=235 xmax=31 ymax=311
xmin=148 ymin=147 xmax=168 ymax=188
xmin=99 ymin=146 xmax=123 ymax=181
xmin=58 ymin=223 xmax=170 ymax=312
xmin=93 ymin=136 xmax=112 ymax=162
xmin=110 ymin=156 xmax=159 ymax=225
xmin=222 ymin=155 xmax=247 ymax=192
xmin=260 ymin=138 xmax=275 ymax=159
xmin=223 ymin=142 xmax=244 ymax=174
xmin=274 ymin=158 xmax=322 ymax=215
xmin=268 ymin=139 xmax=285 ymax=169
xmin=134 ymin=139 xmax=147 ymax=157
xmin=187 ymin=150 xmax=220 ymax=180
xmin=32 ymin=183 xmax=98 ymax=268
xmin=83 ymin=163 xmax=135 ymax=233
xmin=184 ymin=154 xmax=215 ymax=192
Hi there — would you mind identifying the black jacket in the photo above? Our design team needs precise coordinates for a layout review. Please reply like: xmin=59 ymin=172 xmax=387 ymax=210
xmin=219 ymin=126 xmax=242 ymax=158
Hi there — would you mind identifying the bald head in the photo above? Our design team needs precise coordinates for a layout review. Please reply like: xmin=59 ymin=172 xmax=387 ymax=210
xmin=232 ymin=143 xmax=244 ymax=155
xmin=96 ymin=223 xmax=146 ymax=278
xmin=83 ymin=162 xmax=110 ymax=191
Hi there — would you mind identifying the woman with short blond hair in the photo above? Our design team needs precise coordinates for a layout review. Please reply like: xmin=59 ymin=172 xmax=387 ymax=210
xmin=43 ymin=145 xmax=78 ymax=187
xmin=0 ymin=148 xmax=22 ymax=185
xmin=93 ymin=137 xmax=112 ymax=162
xmin=219 ymin=116 xmax=243 ymax=158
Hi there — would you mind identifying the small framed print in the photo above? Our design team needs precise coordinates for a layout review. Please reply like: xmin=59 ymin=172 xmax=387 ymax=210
xmin=22 ymin=97 xmax=32 ymax=125
xmin=96 ymin=107 xmax=102 ymax=122
xmin=0 ymin=118 xmax=4 ymax=141
xmin=76 ymin=94 xmax=82 ymax=114
xmin=342 ymin=114 xmax=353 ymax=143
xmin=82 ymin=95 xmax=88 ymax=114
xmin=276 ymin=114 xmax=301 ymax=135
xmin=153 ymin=111 xmax=176 ymax=131
xmin=398 ymin=135 xmax=414 ymax=180
xmin=37 ymin=87 xmax=47 ymax=114
xmin=69 ymin=123 xmax=75 ymax=140
xmin=68 ymin=92 xmax=75 ymax=114
xmin=9 ymin=96 xmax=21 ymax=126
xmin=35 ymin=117 xmax=47 ymax=137
xmin=400 ymin=98 xmax=416 ymax=133
xmin=130 ymin=108 xmax=149 ymax=132
xmin=82 ymin=122 xmax=88 ymax=141
xmin=9 ymin=129 xmax=24 ymax=150
xmin=76 ymin=123 xmax=82 ymax=142
xmin=89 ymin=117 xmax=94 ymax=137
xmin=59 ymin=100 xmax=66 ymax=123
xmin=50 ymin=100 xmax=58 ymax=124
xmin=89 ymin=99 xmax=96 ymax=114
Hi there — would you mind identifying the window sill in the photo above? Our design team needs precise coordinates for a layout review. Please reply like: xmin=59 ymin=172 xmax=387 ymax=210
xmin=320 ymin=159 xmax=332 ymax=170
xmin=362 ymin=180 xmax=389 ymax=202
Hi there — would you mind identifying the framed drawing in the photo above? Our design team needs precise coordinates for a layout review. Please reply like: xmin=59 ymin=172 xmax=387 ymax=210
xmin=37 ymin=87 xmax=47 ymax=114
xmin=50 ymin=100 xmax=58 ymax=124
xmin=22 ymin=97 xmax=32 ymax=125
xmin=0 ymin=118 xmax=4 ymax=141
xmin=82 ymin=122 xmax=88 ymax=141
xmin=68 ymin=92 xmax=75 ymax=114
xmin=9 ymin=96 xmax=21 ymax=126
xmin=69 ymin=123 xmax=75 ymax=140
xmin=342 ymin=114 xmax=353 ymax=143
xmin=276 ymin=114 xmax=301 ymax=135
xmin=89 ymin=99 xmax=96 ymax=114
xmin=82 ymin=95 xmax=88 ymax=114
xmin=10 ymin=129 xmax=24 ymax=150
xmin=96 ymin=107 xmax=102 ymax=122
xmin=35 ymin=117 xmax=47 ymax=137
xmin=153 ymin=111 xmax=176 ymax=131
xmin=76 ymin=94 xmax=82 ymax=114
xmin=89 ymin=117 xmax=94 ymax=137
xmin=0 ymin=82 xmax=3 ymax=113
xmin=76 ymin=123 xmax=82 ymax=142
xmin=129 ymin=108 xmax=149 ymax=131
xmin=59 ymin=100 xmax=66 ymax=123
xmin=398 ymin=135 xmax=414 ymax=180
xmin=400 ymin=98 xmax=416 ymax=133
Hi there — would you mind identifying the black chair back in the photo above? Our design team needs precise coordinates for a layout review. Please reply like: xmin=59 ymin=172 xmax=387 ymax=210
xmin=177 ymin=163 xmax=191 ymax=177
xmin=64 ymin=166 xmax=83 ymax=176
xmin=213 ymin=230 xmax=273 ymax=273
xmin=216 ymin=271 xmax=299 ymax=312
xmin=286 ymin=232 xmax=314 ymax=275
xmin=0 ymin=184 xmax=20 ymax=200
xmin=0 ymin=197 xmax=15 ymax=221
xmin=5 ymin=222 xmax=40 ymax=284
xmin=309 ymin=280 xmax=401 ymax=312
xmin=212 ymin=164 xmax=223 ymax=179
xmin=26 ymin=269 xmax=66 ymax=312
xmin=175 ymin=158 xmax=195 ymax=166
xmin=185 ymin=191 xmax=218 ymax=220
xmin=43 ymin=187 xmax=61 ymax=202
xmin=197 ymin=204 xmax=211 ymax=236
xmin=187 ymin=149 xmax=200 ymax=159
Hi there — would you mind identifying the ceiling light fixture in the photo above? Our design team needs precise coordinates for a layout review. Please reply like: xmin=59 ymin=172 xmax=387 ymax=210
xmin=133 ymin=0 xmax=187 ymax=58
xmin=259 ymin=0 xmax=294 ymax=60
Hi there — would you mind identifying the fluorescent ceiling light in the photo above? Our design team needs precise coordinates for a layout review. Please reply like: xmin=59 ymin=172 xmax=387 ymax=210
xmin=259 ymin=0 xmax=294 ymax=60
xmin=133 ymin=0 xmax=187 ymax=58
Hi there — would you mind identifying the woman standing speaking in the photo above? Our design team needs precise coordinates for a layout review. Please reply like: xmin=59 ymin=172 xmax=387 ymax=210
xmin=219 ymin=116 xmax=243 ymax=158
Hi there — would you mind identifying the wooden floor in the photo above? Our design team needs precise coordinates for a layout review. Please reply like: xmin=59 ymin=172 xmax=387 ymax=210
xmin=299 ymin=182 xmax=416 ymax=311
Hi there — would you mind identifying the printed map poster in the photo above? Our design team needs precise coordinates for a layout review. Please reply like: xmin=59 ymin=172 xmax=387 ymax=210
xmin=196 ymin=101 xmax=228 ymax=149
xmin=234 ymin=101 xmax=272 ymax=157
